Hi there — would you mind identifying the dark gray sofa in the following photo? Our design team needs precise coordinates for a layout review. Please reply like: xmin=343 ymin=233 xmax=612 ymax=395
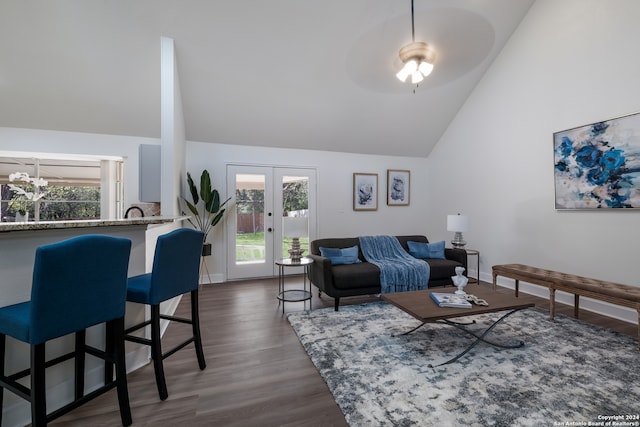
xmin=308 ymin=235 xmax=467 ymax=311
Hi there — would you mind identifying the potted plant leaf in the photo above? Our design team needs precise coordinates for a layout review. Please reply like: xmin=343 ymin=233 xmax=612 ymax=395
xmin=181 ymin=170 xmax=231 ymax=256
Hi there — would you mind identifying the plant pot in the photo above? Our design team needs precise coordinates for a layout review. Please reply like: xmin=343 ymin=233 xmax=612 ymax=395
xmin=15 ymin=212 xmax=29 ymax=222
xmin=202 ymin=243 xmax=212 ymax=257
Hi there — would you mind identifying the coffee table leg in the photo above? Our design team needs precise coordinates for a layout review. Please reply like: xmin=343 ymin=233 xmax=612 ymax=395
xmin=400 ymin=322 xmax=427 ymax=336
xmin=443 ymin=319 xmax=476 ymax=327
xmin=400 ymin=319 xmax=476 ymax=336
xmin=428 ymin=308 xmax=527 ymax=368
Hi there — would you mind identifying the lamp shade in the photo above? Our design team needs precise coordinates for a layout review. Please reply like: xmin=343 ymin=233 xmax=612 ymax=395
xmin=283 ymin=216 xmax=308 ymax=238
xmin=447 ymin=214 xmax=469 ymax=232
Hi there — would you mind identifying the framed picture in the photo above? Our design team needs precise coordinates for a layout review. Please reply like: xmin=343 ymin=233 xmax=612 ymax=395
xmin=353 ymin=173 xmax=378 ymax=211
xmin=387 ymin=169 xmax=410 ymax=206
xmin=554 ymin=111 xmax=640 ymax=209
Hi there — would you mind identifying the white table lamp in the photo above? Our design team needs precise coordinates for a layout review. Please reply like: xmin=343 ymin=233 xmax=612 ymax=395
xmin=283 ymin=216 xmax=308 ymax=262
xmin=447 ymin=213 xmax=469 ymax=249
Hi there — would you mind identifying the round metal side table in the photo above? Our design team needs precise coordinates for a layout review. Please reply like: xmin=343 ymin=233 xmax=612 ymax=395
xmin=276 ymin=257 xmax=313 ymax=313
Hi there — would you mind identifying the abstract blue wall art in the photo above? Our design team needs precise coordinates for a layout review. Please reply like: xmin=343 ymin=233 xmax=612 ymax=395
xmin=554 ymin=111 xmax=640 ymax=209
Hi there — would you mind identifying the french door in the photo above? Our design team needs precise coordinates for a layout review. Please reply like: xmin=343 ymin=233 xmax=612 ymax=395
xmin=226 ymin=165 xmax=316 ymax=280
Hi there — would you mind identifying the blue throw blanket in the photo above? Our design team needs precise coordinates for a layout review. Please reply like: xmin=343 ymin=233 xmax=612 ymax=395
xmin=359 ymin=235 xmax=430 ymax=294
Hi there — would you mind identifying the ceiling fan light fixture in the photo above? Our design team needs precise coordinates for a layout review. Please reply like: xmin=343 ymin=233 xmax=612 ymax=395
xmin=395 ymin=0 xmax=436 ymax=86
xmin=411 ymin=71 xmax=424 ymax=84
xmin=396 ymin=41 xmax=436 ymax=83
xmin=405 ymin=59 xmax=418 ymax=74
xmin=395 ymin=67 xmax=411 ymax=83
xmin=396 ymin=59 xmax=418 ymax=82
xmin=418 ymin=59 xmax=434 ymax=77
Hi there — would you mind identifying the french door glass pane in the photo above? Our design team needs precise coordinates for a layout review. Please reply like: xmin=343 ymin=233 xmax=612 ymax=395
xmin=281 ymin=175 xmax=309 ymax=259
xmin=235 ymin=174 xmax=265 ymax=264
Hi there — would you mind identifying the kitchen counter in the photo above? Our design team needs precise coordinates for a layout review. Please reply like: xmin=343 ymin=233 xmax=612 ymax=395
xmin=0 ymin=216 xmax=179 ymax=233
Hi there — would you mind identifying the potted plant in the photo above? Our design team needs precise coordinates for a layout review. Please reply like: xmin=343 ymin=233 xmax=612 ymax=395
xmin=8 ymin=172 xmax=48 ymax=222
xmin=181 ymin=170 xmax=231 ymax=256
xmin=10 ymin=199 xmax=29 ymax=222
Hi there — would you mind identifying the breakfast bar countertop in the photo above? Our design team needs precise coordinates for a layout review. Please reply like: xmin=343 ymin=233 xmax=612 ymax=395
xmin=0 ymin=216 xmax=183 ymax=233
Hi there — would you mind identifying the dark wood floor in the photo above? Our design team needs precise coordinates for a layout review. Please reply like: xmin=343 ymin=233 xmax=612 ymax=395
xmin=51 ymin=278 xmax=636 ymax=426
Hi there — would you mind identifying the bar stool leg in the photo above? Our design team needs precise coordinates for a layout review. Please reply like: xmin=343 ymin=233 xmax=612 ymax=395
xmin=191 ymin=290 xmax=206 ymax=370
xmin=0 ymin=334 xmax=5 ymax=426
xmin=111 ymin=317 xmax=132 ymax=426
xmin=105 ymin=320 xmax=115 ymax=384
xmin=31 ymin=343 xmax=47 ymax=426
xmin=150 ymin=304 xmax=168 ymax=400
xmin=74 ymin=330 xmax=86 ymax=400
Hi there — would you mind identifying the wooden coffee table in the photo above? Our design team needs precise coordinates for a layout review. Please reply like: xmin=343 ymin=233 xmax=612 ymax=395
xmin=382 ymin=285 xmax=536 ymax=367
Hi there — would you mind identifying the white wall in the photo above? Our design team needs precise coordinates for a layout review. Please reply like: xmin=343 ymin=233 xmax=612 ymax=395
xmin=427 ymin=0 xmax=640 ymax=321
xmin=186 ymin=141 xmax=430 ymax=281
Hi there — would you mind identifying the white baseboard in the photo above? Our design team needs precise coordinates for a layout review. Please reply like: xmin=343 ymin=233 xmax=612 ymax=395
xmin=200 ymin=272 xmax=225 ymax=284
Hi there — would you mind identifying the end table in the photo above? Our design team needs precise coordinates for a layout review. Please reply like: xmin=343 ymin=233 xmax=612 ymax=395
xmin=276 ymin=257 xmax=314 ymax=313
xmin=465 ymin=249 xmax=480 ymax=284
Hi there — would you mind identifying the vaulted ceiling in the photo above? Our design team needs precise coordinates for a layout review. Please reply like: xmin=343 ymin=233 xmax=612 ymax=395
xmin=0 ymin=0 xmax=534 ymax=157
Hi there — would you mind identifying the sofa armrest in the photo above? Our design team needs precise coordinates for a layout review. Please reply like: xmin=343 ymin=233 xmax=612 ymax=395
xmin=308 ymin=254 xmax=333 ymax=292
xmin=445 ymin=248 xmax=468 ymax=270
xmin=308 ymin=253 xmax=330 ymax=268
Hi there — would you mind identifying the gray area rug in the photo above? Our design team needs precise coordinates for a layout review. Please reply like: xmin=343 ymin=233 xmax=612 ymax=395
xmin=288 ymin=302 xmax=640 ymax=426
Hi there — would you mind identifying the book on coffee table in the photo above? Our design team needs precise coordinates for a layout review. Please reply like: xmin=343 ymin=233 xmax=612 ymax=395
xmin=429 ymin=292 xmax=472 ymax=308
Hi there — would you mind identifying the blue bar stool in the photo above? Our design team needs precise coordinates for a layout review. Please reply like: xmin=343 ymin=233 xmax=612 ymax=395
xmin=124 ymin=228 xmax=205 ymax=400
xmin=0 ymin=235 xmax=133 ymax=426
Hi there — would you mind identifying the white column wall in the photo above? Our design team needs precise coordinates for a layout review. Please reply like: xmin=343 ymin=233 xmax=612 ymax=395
xmin=160 ymin=36 xmax=186 ymax=217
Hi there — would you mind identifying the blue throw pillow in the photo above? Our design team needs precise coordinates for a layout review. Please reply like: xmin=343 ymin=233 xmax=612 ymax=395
xmin=407 ymin=240 xmax=446 ymax=260
xmin=319 ymin=245 xmax=361 ymax=265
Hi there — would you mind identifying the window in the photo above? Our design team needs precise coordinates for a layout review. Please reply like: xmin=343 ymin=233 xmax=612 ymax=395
xmin=0 ymin=153 xmax=123 ymax=222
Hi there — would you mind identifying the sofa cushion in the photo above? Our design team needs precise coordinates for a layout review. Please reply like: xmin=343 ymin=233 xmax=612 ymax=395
xmin=395 ymin=235 xmax=428 ymax=253
xmin=331 ymin=262 xmax=381 ymax=290
xmin=407 ymin=240 xmax=446 ymax=259
xmin=319 ymin=245 xmax=361 ymax=265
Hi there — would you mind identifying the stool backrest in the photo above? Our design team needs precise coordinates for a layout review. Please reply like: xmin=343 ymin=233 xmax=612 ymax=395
xmin=30 ymin=234 xmax=132 ymax=345
xmin=149 ymin=228 xmax=205 ymax=304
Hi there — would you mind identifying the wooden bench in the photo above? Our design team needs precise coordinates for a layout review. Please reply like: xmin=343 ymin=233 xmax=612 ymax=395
xmin=492 ymin=263 xmax=640 ymax=350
